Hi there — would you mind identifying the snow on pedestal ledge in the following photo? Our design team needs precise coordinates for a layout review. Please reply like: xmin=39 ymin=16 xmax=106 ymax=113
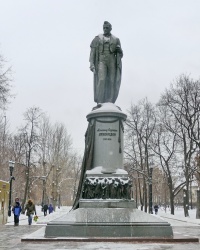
xmin=86 ymin=166 xmax=128 ymax=175
xmin=87 ymin=102 xmax=127 ymax=121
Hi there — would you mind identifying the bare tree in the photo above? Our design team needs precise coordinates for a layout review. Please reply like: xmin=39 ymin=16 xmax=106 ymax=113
xmin=158 ymin=75 xmax=200 ymax=216
xmin=7 ymin=133 xmax=27 ymax=201
xmin=194 ymin=154 xmax=200 ymax=218
xmin=150 ymin=108 xmax=187 ymax=214
xmin=37 ymin=115 xmax=52 ymax=205
xmin=19 ymin=107 xmax=43 ymax=210
xmin=66 ymin=152 xmax=82 ymax=202
xmin=125 ymin=98 xmax=156 ymax=212
xmin=0 ymin=54 xmax=13 ymax=109
xmin=48 ymin=123 xmax=72 ymax=210
xmin=0 ymin=115 xmax=9 ymax=178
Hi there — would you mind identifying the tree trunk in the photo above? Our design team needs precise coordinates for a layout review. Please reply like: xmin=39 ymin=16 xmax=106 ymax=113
xmin=52 ymin=165 xmax=57 ymax=212
xmin=21 ymin=165 xmax=30 ymax=211
xmin=196 ymin=190 xmax=200 ymax=219
xmin=136 ymin=183 xmax=138 ymax=208
xmin=168 ymin=178 xmax=174 ymax=215
xmin=144 ymin=183 xmax=147 ymax=213
xmin=138 ymin=178 xmax=143 ymax=210
xmin=169 ymin=190 xmax=174 ymax=215
xmin=183 ymin=189 xmax=189 ymax=217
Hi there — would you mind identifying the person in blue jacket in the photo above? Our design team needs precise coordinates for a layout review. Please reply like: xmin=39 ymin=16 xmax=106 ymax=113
xmin=12 ymin=201 xmax=22 ymax=226
xmin=48 ymin=204 xmax=54 ymax=214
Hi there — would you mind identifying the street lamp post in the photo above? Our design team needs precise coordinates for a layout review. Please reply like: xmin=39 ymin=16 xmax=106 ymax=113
xmin=8 ymin=161 xmax=15 ymax=217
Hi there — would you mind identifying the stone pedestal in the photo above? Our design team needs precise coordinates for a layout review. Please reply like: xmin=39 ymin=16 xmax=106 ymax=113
xmin=45 ymin=103 xmax=173 ymax=239
xmin=45 ymin=201 xmax=173 ymax=238
xmin=80 ymin=103 xmax=131 ymax=200
xmin=87 ymin=103 xmax=126 ymax=173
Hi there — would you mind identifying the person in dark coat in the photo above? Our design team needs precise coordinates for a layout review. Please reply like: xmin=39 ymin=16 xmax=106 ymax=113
xmin=48 ymin=204 xmax=53 ymax=214
xmin=24 ymin=199 xmax=36 ymax=225
xmin=12 ymin=201 xmax=21 ymax=226
xmin=43 ymin=204 xmax=48 ymax=216
xmin=154 ymin=204 xmax=159 ymax=215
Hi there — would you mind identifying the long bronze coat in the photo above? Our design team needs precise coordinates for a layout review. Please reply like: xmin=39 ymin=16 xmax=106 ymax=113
xmin=89 ymin=34 xmax=123 ymax=103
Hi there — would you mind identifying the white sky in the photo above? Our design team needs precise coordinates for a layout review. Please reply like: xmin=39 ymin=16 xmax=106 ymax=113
xmin=0 ymin=0 xmax=200 ymax=154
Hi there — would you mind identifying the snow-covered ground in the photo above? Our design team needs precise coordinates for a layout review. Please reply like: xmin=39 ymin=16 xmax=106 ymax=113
xmin=148 ymin=207 xmax=196 ymax=219
xmin=6 ymin=205 xmax=200 ymax=226
xmin=6 ymin=205 xmax=71 ymax=226
xmin=157 ymin=206 xmax=200 ymax=225
xmin=158 ymin=206 xmax=197 ymax=218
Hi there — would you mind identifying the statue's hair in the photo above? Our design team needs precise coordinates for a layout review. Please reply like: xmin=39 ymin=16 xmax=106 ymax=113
xmin=103 ymin=21 xmax=112 ymax=29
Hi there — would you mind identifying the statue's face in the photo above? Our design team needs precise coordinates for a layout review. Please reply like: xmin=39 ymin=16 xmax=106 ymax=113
xmin=103 ymin=24 xmax=111 ymax=36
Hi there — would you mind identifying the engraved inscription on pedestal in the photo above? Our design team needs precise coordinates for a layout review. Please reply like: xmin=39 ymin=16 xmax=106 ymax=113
xmin=93 ymin=117 xmax=124 ymax=173
xmin=98 ymin=127 xmax=117 ymax=141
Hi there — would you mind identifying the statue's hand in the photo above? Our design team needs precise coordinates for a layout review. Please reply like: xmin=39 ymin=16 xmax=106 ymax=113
xmin=90 ymin=65 xmax=96 ymax=74
xmin=116 ymin=45 xmax=122 ymax=54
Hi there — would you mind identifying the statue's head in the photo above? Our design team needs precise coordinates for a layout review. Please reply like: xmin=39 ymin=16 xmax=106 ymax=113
xmin=103 ymin=21 xmax=112 ymax=35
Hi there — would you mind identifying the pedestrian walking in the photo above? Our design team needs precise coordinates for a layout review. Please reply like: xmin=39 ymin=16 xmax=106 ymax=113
xmin=154 ymin=204 xmax=159 ymax=215
xmin=24 ymin=199 xmax=37 ymax=225
xmin=12 ymin=200 xmax=21 ymax=226
xmin=41 ymin=202 xmax=44 ymax=211
xmin=43 ymin=204 xmax=48 ymax=216
xmin=48 ymin=204 xmax=54 ymax=214
xmin=14 ymin=197 xmax=20 ymax=204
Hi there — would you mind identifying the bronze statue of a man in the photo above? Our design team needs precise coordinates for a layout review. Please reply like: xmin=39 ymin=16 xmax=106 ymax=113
xmin=89 ymin=21 xmax=123 ymax=104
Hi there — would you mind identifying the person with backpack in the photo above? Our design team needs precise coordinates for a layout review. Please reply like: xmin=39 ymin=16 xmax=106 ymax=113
xmin=12 ymin=200 xmax=22 ymax=226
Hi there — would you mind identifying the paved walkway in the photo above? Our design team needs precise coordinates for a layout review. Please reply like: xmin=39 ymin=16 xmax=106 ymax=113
xmin=6 ymin=206 xmax=71 ymax=226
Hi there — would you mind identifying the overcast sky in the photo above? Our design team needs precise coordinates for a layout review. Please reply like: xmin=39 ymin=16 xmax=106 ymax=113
xmin=0 ymin=0 xmax=200 ymax=154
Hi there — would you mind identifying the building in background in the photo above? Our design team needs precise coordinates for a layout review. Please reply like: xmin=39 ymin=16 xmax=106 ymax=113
xmin=0 ymin=180 xmax=9 ymax=224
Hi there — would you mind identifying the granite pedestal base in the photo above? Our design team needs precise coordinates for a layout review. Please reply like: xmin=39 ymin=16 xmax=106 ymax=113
xmin=45 ymin=200 xmax=173 ymax=238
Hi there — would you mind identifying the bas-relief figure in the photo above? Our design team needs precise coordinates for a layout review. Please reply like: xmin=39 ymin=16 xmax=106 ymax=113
xmin=82 ymin=177 xmax=132 ymax=200
xmin=89 ymin=21 xmax=123 ymax=104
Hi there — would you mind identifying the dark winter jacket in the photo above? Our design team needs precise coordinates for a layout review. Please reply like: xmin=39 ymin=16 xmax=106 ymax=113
xmin=25 ymin=201 xmax=36 ymax=216
xmin=43 ymin=204 xmax=48 ymax=211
